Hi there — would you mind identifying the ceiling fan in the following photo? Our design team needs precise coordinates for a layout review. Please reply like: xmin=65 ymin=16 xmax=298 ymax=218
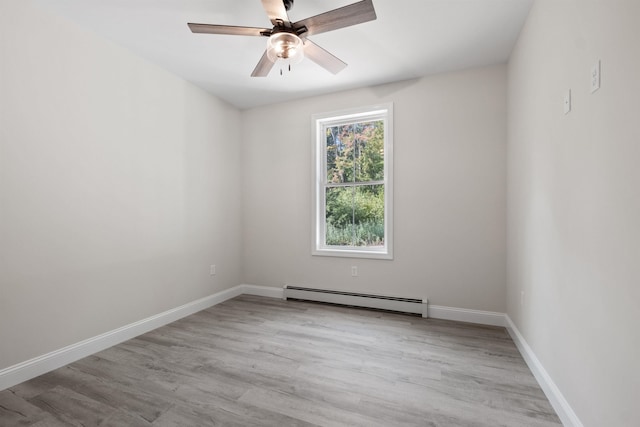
xmin=188 ymin=0 xmax=377 ymax=77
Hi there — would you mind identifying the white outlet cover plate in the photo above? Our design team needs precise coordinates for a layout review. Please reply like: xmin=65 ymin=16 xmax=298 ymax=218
xmin=564 ymin=89 xmax=571 ymax=114
xmin=591 ymin=60 xmax=601 ymax=93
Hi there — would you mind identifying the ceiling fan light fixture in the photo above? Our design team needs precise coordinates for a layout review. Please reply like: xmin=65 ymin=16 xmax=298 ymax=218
xmin=266 ymin=32 xmax=304 ymax=65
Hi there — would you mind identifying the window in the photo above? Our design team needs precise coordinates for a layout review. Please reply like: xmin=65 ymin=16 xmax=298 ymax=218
xmin=312 ymin=104 xmax=393 ymax=259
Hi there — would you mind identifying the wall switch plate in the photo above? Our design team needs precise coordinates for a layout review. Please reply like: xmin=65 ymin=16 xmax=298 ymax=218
xmin=210 ymin=264 xmax=216 ymax=276
xmin=564 ymin=89 xmax=571 ymax=114
xmin=591 ymin=60 xmax=601 ymax=93
xmin=351 ymin=266 xmax=358 ymax=277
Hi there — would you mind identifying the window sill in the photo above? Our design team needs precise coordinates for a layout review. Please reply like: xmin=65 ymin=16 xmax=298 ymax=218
xmin=312 ymin=247 xmax=393 ymax=260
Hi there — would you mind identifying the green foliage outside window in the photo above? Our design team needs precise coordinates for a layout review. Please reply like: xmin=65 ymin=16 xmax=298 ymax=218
xmin=324 ymin=120 xmax=385 ymax=246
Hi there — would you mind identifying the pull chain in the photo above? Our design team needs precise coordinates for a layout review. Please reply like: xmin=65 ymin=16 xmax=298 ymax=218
xmin=279 ymin=64 xmax=293 ymax=76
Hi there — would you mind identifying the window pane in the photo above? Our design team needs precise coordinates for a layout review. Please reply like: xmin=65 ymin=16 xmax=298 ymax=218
xmin=353 ymin=185 xmax=385 ymax=247
xmin=325 ymin=186 xmax=354 ymax=246
xmin=325 ymin=185 xmax=384 ymax=247
xmin=326 ymin=124 xmax=355 ymax=184
xmin=354 ymin=120 xmax=385 ymax=183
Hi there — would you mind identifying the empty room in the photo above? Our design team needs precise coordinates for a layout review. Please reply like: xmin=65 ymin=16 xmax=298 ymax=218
xmin=0 ymin=0 xmax=638 ymax=426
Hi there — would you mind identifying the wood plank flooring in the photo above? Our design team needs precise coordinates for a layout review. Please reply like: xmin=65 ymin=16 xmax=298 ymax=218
xmin=0 ymin=295 xmax=561 ymax=426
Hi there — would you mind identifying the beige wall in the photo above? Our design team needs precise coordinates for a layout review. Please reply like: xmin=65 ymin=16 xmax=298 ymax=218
xmin=242 ymin=65 xmax=507 ymax=311
xmin=0 ymin=1 xmax=243 ymax=369
xmin=507 ymin=0 xmax=640 ymax=425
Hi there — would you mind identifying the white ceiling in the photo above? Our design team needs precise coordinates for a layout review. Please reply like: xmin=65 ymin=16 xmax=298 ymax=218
xmin=31 ymin=0 xmax=533 ymax=109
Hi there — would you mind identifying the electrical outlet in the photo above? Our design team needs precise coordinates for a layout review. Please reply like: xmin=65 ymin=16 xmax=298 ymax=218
xmin=210 ymin=264 xmax=216 ymax=276
xmin=564 ymin=89 xmax=571 ymax=114
xmin=351 ymin=266 xmax=358 ymax=277
xmin=591 ymin=60 xmax=600 ymax=93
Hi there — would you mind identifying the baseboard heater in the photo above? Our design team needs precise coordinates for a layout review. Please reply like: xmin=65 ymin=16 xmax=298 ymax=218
xmin=283 ymin=285 xmax=428 ymax=317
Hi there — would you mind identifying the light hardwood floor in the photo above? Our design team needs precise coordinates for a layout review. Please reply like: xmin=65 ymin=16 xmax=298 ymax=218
xmin=0 ymin=295 xmax=561 ymax=426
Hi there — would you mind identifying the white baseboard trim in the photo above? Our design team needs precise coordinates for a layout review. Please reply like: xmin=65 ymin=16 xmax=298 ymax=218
xmin=0 ymin=285 xmax=244 ymax=391
xmin=428 ymin=305 xmax=506 ymax=327
xmin=239 ymin=284 xmax=284 ymax=299
xmin=505 ymin=315 xmax=583 ymax=427
xmin=240 ymin=285 xmax=506 ymax=327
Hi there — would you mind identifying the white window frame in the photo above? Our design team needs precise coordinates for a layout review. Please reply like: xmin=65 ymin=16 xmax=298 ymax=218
xmin=311 ymin=103 xmax=393 ymax=260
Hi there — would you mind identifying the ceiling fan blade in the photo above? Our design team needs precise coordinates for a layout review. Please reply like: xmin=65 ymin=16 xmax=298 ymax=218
xmin=295 ymin=0 xmax=376 ymax=36
xmin=188 ymin=23 xmax=269 ymax=37
xmin=304 ymin=39 xmax=347 ymax=74
xmin=251 ymin=50 xmax=276 ymax=77
xmin=261 ymin=0 xmax=290 ymax=26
